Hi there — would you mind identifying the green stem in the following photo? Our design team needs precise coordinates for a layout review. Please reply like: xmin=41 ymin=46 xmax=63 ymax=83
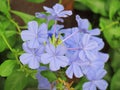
xmin=1 ymin=34 xmax=13 ymax=52
xmin=7 ymin=0 xmax=21 ymax=33
xmin=14 ymin=51 xmax=23 ymax=68
xmin=10 ymin=19 xmax=21 ymax=33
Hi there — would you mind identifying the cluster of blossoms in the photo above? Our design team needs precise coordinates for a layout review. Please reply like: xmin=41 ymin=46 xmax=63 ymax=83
xmin=19 ymin=3 xmax=109 ymax=90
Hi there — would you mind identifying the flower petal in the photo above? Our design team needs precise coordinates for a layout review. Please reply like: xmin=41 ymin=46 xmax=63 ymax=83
xmin=38 ymin=75 xmax=51 ymax=89
xmin=66 ymin=64 xmax=74 ymax=79
xmin=95 ymin=80 xmax=108 ymax=90
xmin=28 ymin=38 xmax=40 ymax=48
xmin=79 ymin=50 xmax=86 ymax=61
xmin=88 ymin=28 xmax=100 ymax=35
xmin=56 ymin=45 xmax=67 ymax=55
xmin=28 ymin=21 xmax=38 ymax=34
xmin=22 ymin=42 xmax=32 ymax=53
xmin=82 ymin=34 xmax=90 ymax=46
xmin=76 ymin=15 xmax=89 ymax=30
xmin=85 ymin=41 xmax=98 ymax=50
xmin=98 ymin=52 xmax=109 ymax=63
xmin=28 ymin=57 xmax=40 ymax=69
xmin=56 ymin=56 xmax=69 ymax=67
xmin=85 ymin=51 xmax=97 ymax=61
xmin=43 ymin=6 xmax=55 ymax=15
xmin=49 ymin=59 xmax=60 ymax=71
xmin=45 ymin=44 xmax=55 ymax=54
xmin=58 ymin=11 xmax=72 ymax=17
xmin=38 ymin=23 xmax=48 ymax=35
xmin=95 ymin=69 xmax=107 ymax=79
xmin=20 ymin=53 xmax=33 ymax=65
xmin=83 ymin=82 xmax=96 ymax=90
xmin=91 ymin=37 xmax=104 ymax=50
xmin=41 ymin=53 xmax=53 ymax=64
xmin=53 ymin=4 xmax=64 ymax=14
xmin=73 ymin=63 xmax=83 ymax=78
xmin=35 ymin=12 xmax=47 ymax=18
xmin=21 ymin=30 xmax=35 ymax=41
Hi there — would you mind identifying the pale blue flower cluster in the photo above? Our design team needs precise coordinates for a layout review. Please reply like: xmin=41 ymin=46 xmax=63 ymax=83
xmin=19 ymin=3 xmax=109 ymax=90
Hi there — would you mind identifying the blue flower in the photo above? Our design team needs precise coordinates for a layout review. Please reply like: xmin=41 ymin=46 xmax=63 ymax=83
xmin=19 ymin=42 xmax=44 ymax=69
xmin=43 ymin=4 xmax=72 ymax=22
xmin=21 ymin=21 xmax=48 ymax=48
xmin=76 ymin=15 xmax=100 ymax=35
xmin=80 ymin=52 xmax=109 ymax=74
xmin=66 ymin=52 xmax=83 ymax=79
xmin=36 ymin=66 xmax=51 ymax=90
xmin=41 ymin=44 xmax=69 ymax=71
xmin=91 ymin=36 xmax=104 ymax=51
xmin=78 ymin=34 xmax=100 ymax=61
xmin=61 ymin=27 xmax=80 ymax=48
xmin=83 ymin=69 xmax=108 ymax=90
xmin=35 ymin=12 xmax=54 ymax=22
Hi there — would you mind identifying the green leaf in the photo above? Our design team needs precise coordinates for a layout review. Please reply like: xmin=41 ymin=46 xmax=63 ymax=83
xmin=75 ymin=0 xmax=107 ymax=16
xmin=109 ymin=0 xmax=120 ymax=19
xmin=99 ymin=17 xmax=120 ymax=49
xmin=27 ymin=0 xmax=45 ymax=3
xmin=25 ymin=76 xmax=38 ymax=88
xmin=110 ymin=49 xmax=120 ymax=72
xmin=0 ymin=0 xmax=10 ymax=17
xmin=11 ymin=10 xmax=35 ymax=24
xmin=0 ymin=38 xmax=6 ymax=52
xmin=0 ymin=30 xmax=17 ymax=52
xmin=103 ymin=26 xmax=120 ymax=48
xmin=41 ymin=70 xmax=57 ymax=82
xmin=110 ymin=69 xmax=120 ymax=90
xmin=0 ymin=19 xmax=17 ymax=52
xmin=0 ymin=60 xmax=17 ymax=77
xmin=4 ymin=71 xmax=28 ymax=90
xmin=5 ymin=30 xmax=17 ymax=38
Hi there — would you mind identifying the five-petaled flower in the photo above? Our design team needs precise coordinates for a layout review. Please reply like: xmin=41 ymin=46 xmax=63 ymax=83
xmin=41 ymin=44 xmax=69 ymax=71
xmin=43 ymin=3 xmax=72 ymax=22
xmin=20 ymin=42 xmax=44 ymax=69
xmin=21 ymin=21 xmax=48 ymax=48
xmin=83 ymin=69 xmax=108 ymax=90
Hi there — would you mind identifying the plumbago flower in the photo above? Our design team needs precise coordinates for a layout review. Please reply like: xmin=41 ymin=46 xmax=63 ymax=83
xmin=78 ymin=34 xmax=100 ymax=61
xmin=19 ymin=3 xmax=109 ymax=90
xmin=21 ymin=21 xmax=48 ymax=48
xmin=19 ymin=42 xmax=44 ymax=69
xmin=35 ymin=12 xmax=53 ymax=22
xmin=36 ymin=3 xmax=72 ymax=22
xmin=83 ymin=69 xmax=108 ymax=90
xmin=66 ymin=52 xmax=83 ymax=79
xmin=43 ymin=3 xmax=72 ymax=22
xmin=76 ymin=15 xmax=100 ymax=35
xmin=41 ymin=44 xmax=69 ymax=71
